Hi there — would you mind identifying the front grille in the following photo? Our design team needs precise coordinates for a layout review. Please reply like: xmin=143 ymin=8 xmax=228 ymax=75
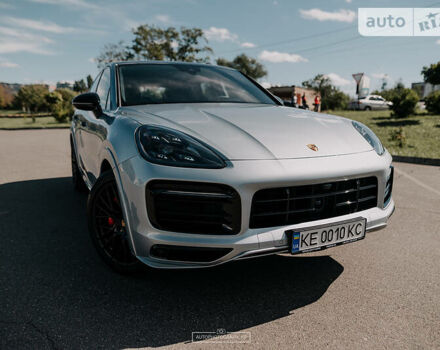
xmin=384 ymin=166 xmax=394 ymax=207
xmin=146 ymin=180 xmax=241 ymax=235
xmin=250 ymin=176 xmax=378 ymax=229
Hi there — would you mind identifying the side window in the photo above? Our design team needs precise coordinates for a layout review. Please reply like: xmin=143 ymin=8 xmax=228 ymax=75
xmin=90 ymin=72 xmax=102 ymax=93
xmin=96 ymin=68 xmax=111 ymax=110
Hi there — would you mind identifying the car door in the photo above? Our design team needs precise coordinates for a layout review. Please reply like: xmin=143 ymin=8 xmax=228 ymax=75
xmin=377 ymin=96 xmax=387 ymax=110
xmin=80 ymin=67 xmax=112 ymax=185
xmin=370 ymin=96 xmax=380 ymax=110
xmin=73 ymin=71 xmax=102 ymax=181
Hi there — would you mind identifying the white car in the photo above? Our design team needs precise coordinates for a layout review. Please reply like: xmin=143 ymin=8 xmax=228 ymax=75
xmin=357 ymin=95 xmax=392 ymax=111
xmin=71 ymin=61 xmax=394 ymax=273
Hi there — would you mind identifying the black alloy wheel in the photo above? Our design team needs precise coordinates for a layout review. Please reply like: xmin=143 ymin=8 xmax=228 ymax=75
xmin=87 ymin=171 xmax=140 ymax=273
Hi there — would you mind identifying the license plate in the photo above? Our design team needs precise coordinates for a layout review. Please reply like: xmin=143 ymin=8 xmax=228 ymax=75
xmin=288 ymin=217 xmax=366 ymax=254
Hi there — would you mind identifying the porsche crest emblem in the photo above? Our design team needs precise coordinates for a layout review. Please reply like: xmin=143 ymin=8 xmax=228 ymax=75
xmin=307 ymin=144 xmax=319 ymax=151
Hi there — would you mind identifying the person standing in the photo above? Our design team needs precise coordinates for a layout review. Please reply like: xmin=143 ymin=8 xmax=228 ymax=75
xmin=302 ymin=93 xmax=308 ymax=109
xmin=314 ymin=95 xmax=320 ymax=112
xmin=292 ymin=93 xmax=298 ymax=107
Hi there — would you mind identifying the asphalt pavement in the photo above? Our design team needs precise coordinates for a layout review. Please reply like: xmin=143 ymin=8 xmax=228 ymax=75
xmin=0 ymin=129 xmax=439 ymax=349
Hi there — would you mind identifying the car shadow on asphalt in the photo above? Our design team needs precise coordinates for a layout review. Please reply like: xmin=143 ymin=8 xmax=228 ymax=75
xmin=0 ymin=177 xmax=344 ymax=349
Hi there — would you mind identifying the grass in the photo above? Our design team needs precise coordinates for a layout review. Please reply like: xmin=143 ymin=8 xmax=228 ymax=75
xmin=326 ymin=110 xmax=440 ymax=159
xmin=0 ymin=116 xmax=70 ymax=129
xmin=0 ymin=110 xmax=52 ymax=117
xmin=0 ymin=109 xmax=23 ymax=115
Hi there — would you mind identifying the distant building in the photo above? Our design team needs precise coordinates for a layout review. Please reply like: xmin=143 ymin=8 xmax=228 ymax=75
xmin=411 ymin=82 xmax=440 ymax=99
xmin=56 ymin=81 xmax=73 ymax=90
xmin=268 ymin=85 xmax=321 ymax=111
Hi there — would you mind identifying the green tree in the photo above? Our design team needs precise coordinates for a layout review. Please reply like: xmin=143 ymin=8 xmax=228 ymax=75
xmin=422 ymin=62 xmax=440 ymax=85
xmin=45 ymin=88 xmax=76 ymax=123
xmin=376 ymin=82 xmax=405 ymax=102
xmin=73 ymin=79 xmax=87 ymax=93
xmin=15 ymin=85 xmax=49 ymax=117
xmin=302 ymin=74 xmax=350 ymax=110
xmin=216 ymin=54 xmax=267 ymax=80
xmin=86 ymin=74 xmax=93 ymax=89
xmin=95 ymin=26 xmax=212 ymax=68
xmin=96 ymin=41 xmax=134 ymax=69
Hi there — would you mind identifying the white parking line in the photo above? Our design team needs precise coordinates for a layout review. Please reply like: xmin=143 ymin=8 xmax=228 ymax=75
xmin=394 ymin=167 xmax=440 ymax=196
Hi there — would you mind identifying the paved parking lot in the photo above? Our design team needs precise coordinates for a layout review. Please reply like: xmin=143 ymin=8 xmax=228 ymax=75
xmin=0 ymin=129 xmax=439 ymax=349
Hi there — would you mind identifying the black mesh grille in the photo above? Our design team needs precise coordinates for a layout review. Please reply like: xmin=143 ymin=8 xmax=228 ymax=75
xmin=384 ymin=166 xmax=393 ymax=207
xmin=250 ymin=176 xmax=378 ymax=229
xmin=146 ymin=180 xmax=241 ymax=235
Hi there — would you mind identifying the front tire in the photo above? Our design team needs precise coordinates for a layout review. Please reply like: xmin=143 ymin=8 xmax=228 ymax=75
xmin=364 ymin=106 xmax=372 ymax=111
xmin=87 ymin=171 xmax=140 ymax=273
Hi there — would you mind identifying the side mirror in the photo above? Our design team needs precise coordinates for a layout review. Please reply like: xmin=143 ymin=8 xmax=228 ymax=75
xmin=72 ymin=92 xmax=102 ymax=114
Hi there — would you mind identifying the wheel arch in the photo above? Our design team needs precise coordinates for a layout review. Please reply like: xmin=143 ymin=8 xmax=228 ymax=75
xmin=97 ymin=148 xmax=138 ymax=256
xmin=100 ymin=159 xmax=112 ymax=176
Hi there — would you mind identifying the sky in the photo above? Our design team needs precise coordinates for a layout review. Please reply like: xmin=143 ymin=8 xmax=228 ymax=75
xmin=0 ymin=0 xmax=439 ymax=96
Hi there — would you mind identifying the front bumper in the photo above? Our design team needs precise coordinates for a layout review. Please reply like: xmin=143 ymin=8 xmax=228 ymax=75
xmin=116 ymin=150 xmax=394 ymax=269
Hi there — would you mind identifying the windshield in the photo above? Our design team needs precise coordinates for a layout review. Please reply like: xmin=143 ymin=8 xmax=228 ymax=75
xmin=118 ymin=63 xmax=276 ymax=106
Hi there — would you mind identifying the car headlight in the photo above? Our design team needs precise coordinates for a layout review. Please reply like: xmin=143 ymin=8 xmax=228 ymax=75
xmin=135 ymin=125 xmax=226 ymax=168
xmin=352 ymin=121 xmax=385 ymax=155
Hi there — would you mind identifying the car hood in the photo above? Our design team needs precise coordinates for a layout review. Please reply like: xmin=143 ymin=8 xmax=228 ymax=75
xmin=121 ymin=103 xmax=373 ymax=160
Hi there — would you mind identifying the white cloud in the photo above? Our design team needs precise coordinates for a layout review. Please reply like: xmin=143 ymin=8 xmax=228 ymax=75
xmin=0 ymin=26 xmax=53 ymax=43
xmin=299 ymin=8 xmax=356 ymax=23
xmin=0 ymin=2 xmax=14 ymax=9
xmin=241 ymin=42 xmax=256 ymax=48
xmin=258 ymin=50 xmax=308 ymax=63
xmin=345 ymin=0 xmax=352 ymax=3
xmin=29 ymin=0 xmax=98 ymax=9
xmin=261 ymin=81 xmax=281 ymax=88
xmin=0 ymin=61 xmax=19 ymax=68
xmin=436 ymin=39 xmax=440 ymax=45
xmin=372 ymin=73 xmax=387 ymax=79
xmin=155 ymin=14 xmax=171 ymax=23
xmin=325 ymin=73 xmax=351 ymax=86
xmin=0 ymin=25 xmax=54 ymax=55
xmin=205 ymin=27 xmax=238 ymax=42
xmin=2 ymin=17 xmax=75 ymax=33
xmin=0 ymin=41 xmax=54 ymax=55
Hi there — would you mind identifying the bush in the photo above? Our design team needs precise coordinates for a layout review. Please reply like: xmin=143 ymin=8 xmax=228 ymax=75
xmin=45 ymin=89 xmax=76 ymax=123
xmin=390 ymin=88 xmax=418 ymax=118
xmin=390 ymin=127 xmax=407 ymax=148
xmin=425 ymin=91 xmax=440 ymax=115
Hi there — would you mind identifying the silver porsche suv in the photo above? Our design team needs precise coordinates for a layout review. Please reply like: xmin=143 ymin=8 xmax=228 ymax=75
xmin=71 ymin=61 xmax=394 ymax=273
